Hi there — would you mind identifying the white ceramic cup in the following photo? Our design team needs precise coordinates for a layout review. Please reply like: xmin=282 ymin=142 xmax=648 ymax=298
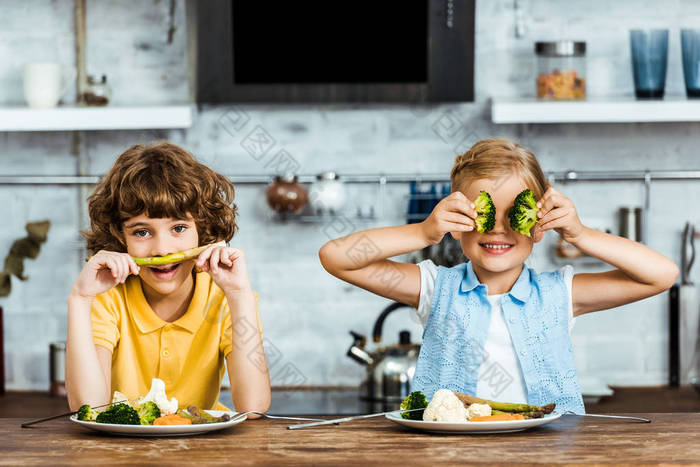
xmin=23 ymin=62 xmax=70 ymax=108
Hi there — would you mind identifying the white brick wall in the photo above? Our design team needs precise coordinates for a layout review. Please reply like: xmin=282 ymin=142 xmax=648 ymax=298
xmin=1 ymin=0 xmax=699 ymax=390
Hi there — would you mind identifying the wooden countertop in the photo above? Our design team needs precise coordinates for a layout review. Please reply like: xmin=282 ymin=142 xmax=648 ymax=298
xmin=2 ymin=413 xmax=699 ymax=465
xmin=1 ymin=386 xmax=698 ymax=418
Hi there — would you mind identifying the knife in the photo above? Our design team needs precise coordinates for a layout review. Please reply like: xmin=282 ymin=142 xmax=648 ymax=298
xmin=287 ymin=408 xmax=424 ymax=430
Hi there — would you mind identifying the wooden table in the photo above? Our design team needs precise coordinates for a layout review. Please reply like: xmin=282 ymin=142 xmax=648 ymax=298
xmin=2 ymin=386 xmax=699 ymax=418
xmin=1 ymin=413 xmax=698 ymax=465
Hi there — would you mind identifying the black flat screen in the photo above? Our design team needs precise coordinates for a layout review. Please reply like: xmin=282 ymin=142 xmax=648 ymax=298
xmin=232 ymin=0 xmax=428 ymax=84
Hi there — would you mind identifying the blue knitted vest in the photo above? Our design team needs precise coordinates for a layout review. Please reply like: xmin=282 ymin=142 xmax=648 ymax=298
xmin=413 ymin=261 xmax=585 ymax=414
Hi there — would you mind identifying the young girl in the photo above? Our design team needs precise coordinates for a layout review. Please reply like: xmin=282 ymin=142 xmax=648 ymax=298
xmin=66 ymin=142 xmax=270 ymax=417
xmin=319 ymin=138 xmax=678 ymax=413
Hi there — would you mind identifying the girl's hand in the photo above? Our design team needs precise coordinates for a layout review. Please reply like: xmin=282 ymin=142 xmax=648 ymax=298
xmin=196 ymin=245 xmax=253 ymax=294
xmin=531 ymin=187 xmax=585 ymax=244
xmin=419 ymin=191 xmax=477 ymax=245
xmin=71 ymin=251 xmax=140 ymax=300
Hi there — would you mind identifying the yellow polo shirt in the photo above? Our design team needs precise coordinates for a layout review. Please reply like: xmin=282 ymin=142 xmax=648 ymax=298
xmin=90 ymin=272 xmax=262 ymax=411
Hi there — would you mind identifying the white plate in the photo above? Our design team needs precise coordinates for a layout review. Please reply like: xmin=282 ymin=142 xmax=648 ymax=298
xmin=385 ymin=411 xmax=562 ymax=434
xmin=70 ymin=410 xmax=246 ymax=437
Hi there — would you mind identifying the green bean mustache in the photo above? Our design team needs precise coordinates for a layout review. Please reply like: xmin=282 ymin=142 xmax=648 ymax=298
xmin=86 ymin=241 xmax=227 ymax=266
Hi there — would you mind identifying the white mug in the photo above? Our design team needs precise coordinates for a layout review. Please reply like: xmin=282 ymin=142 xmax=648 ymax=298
xmin=23 ymin=62 xmax=71 ymax=108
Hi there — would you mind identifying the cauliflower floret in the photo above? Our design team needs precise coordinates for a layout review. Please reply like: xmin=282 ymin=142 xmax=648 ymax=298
xmin=141 ymin=378 xmax=179 ymax=415
xmin=466 ymin=402 xmax=492 ymax=420
xmin=111 ymin=390 xmax=134 ymax=407
xmin=422 ymin=389 xmax=468 ymax=422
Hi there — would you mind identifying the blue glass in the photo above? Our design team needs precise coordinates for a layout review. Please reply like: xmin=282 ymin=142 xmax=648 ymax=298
xmin=681 ymin=29 xmax=700 ymax=98
xmin=630 ymin=29 xmax=669 ymax=99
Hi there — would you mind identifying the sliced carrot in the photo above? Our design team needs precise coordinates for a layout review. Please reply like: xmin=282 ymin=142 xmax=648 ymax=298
xmin=153 ymin=414 xmax=192 ymax=425
xmin=469 ymin=413 xmax=525 ymax=422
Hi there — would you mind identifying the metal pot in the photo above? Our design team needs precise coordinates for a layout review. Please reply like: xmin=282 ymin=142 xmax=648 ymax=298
xmin=347 ymin=302 xmax=420 ymax=403
xmin=265 ymin=173 xmax=308 ymax=215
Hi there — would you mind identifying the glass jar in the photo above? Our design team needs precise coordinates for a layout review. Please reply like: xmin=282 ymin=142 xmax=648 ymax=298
xmin=535 ymin=41 xmax=586 ymax=100
xmin=83 ymin=74 xmax=111 ymax=106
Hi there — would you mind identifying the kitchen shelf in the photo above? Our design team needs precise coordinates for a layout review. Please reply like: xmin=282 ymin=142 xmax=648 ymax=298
xmin=0 ymin=105 xmax=193 ymax=131
xmin=491 ymin=96 xmax=700 ymax=124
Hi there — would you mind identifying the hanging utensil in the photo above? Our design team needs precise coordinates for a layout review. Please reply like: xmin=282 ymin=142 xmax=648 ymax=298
xmin=681 ymin=222 xmax=696 ymax=285
xmin=671 ymin=223 xmax=700 ymax=387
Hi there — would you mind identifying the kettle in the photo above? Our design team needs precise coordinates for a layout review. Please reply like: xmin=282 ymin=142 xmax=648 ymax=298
xmin=347 ymin=302 xmax=420 ymax=403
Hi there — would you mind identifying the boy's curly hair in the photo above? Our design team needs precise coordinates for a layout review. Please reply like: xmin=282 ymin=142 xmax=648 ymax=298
xmin=83 ymin=141 xmax=237 ymax=254
xmin=450 ymin=138 xmax=549 ymax=199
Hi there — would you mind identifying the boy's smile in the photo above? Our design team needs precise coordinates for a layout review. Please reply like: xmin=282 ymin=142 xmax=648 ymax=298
xmin=148 ymin=263 xmax=182 ymax=280
xmin=122 ymin=214 xmax=199 ymax=307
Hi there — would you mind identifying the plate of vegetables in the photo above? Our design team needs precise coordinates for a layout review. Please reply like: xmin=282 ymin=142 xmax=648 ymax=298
xmin=386 ymin=390 xmax=561 ymax=434
xmin=71 ymin=378 xmax=246 ymax=436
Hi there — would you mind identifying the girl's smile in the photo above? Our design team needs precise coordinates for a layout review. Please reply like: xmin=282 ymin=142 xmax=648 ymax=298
xmin=479 ymin=240 xmax=515 ymax=255
xmin=455 ymin=175 xmax=535 ymax=293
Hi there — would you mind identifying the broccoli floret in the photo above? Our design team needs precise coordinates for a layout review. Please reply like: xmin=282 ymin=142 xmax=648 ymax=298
xmin=509 ymin=189 xmax=539 ymax=237
xmin=77 ymin=404 xmax=98 ymax=422
xmin=95 ymin=403 xmax=140 ymax=425
xmin=400 ymin=391 xmax=429 ymax=420
xmin=137 ymin=401 xmax=161 ymax=425
xmin=473 ymin=191 xmax=496 ymax=233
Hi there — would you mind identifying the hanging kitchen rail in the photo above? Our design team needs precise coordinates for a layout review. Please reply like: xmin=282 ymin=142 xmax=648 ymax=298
xmin=3 ymin=169 xmax=696 ymax=241
xmin=3 ymin=170 xmax=700 ymax=185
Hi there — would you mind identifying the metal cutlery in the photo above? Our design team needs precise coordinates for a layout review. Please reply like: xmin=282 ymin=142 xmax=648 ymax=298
xmin=286 ymin=409 xmax=652 ymax=430
xmin=287 ymin=408 xmax=424 ymax=430
xmin=232 ymin=411 xmax=327 ymax=422
xmin=560 ymin=411 xmax=651 ymax=423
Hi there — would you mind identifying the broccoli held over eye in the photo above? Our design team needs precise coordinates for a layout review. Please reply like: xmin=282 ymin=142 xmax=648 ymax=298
xmin=137 ymin=401 xmax=161 ymax=425
xmin=95 ymin=403 xmax=140 ymax=425
xmin=509 ymin=189 xmax=539 ymax=237
xmin=77 ymin=404 xmax=98 ymax=422
xmin=473 ymin=191 xmax=496 ymax=233
xmin=400 ymin=391 xmax=428 ymax=420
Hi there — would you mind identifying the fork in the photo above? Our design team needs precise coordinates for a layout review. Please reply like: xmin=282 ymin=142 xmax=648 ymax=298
xmin=231 ymin=411 xmax=329 ymax=422
xmin=559 ymin=411 xmax=651 ymax=423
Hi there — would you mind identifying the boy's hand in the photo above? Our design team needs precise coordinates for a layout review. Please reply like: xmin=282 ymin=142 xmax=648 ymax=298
xmin=71 ymin=251 xmax=140 ymax=300
xmin=420 ymin=191 xmax=477 ymax=245
xmin=531 ymin=187 xmax=585 ymax=244
xmin=196 ymin=245 xmax=253 ymax=294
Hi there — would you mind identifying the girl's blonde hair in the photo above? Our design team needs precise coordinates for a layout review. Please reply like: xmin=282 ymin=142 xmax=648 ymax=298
xmin=450 ymin=138 xmax=549 ymax=199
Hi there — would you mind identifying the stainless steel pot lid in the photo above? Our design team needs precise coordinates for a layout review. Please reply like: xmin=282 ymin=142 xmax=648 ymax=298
xmin=535 ymin=41 xmax=586 ymax=57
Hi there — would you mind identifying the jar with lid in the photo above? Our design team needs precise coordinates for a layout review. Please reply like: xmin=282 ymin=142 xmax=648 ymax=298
xmin=535 ymin=41 xmax=586 ymax=100
xmin=83 ymin=74 xmax=111 ymax=106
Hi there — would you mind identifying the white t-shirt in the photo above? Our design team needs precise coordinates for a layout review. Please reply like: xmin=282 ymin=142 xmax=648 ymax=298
xmin=415 ymin=260 xmax=575 ymax=404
